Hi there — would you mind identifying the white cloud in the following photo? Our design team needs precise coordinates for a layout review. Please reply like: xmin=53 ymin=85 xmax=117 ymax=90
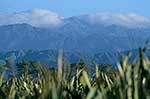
xmin=0 ymin=10 xmax=150 ymax=28
xmin=0 ymin=9 xmax=62 ymax=27
xmin=88 ymin=12 xmax=150 ymax=28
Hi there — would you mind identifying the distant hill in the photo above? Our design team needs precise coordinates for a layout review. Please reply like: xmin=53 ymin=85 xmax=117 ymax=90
xmin=0 ymin=49 xmax=149 ymax=67
xmin=0 ymin=21 xmax=150 ymax=53
xmin=0 ymin=11 xmax=150 ymax=66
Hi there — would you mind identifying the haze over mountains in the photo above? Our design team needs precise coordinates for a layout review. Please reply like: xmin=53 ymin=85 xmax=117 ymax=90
xmin=0 ymin=9 xmax=150 ymax=65
xmin=0 ymin=9 xmax=150 ymax=53
xmin=1 ymin=9 xmax=150 ymax=28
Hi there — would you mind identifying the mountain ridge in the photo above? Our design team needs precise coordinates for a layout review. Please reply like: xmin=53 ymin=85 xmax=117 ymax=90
xmin=1 ymin=9 xmax=150 ymax=28
xmin=0 ymin=22 xmax=149 ymax=53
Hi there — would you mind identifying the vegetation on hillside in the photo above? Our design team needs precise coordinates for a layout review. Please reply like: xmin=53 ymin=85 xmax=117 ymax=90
xmin=0 ymin=48 xmax=150 ymax=99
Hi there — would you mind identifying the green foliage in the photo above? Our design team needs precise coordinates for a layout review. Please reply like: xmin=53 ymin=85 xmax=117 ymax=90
xmin=0 ymin=48 xmax=149 ymax=99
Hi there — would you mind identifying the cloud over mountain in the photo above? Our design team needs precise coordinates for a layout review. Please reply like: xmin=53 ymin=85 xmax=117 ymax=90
xmin=88 ymin=12 xmax=150 ymax=28
xmin=0 ymin=9 xmax=62 ymax=27
xmin=0 ymin=9 xmax=150 ymax=28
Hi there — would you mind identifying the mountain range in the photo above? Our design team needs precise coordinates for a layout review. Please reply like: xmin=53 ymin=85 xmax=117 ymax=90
xmin=0 ymin=9 xmax=150 ymax=65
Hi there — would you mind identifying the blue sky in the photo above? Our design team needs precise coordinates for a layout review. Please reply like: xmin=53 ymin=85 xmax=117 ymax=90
xmin=0 ymin=0 xmax=150 ymax=17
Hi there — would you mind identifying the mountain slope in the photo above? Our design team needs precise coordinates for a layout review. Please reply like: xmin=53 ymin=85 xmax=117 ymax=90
xmin=0 ymin=24 xmax=149 ymax=53
xmin=0 ymin=14 xmax=150 ymax=53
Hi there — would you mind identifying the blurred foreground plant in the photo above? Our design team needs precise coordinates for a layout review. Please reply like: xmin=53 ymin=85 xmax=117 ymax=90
xmin=0 ymin=48 xmax=149 ymax=99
